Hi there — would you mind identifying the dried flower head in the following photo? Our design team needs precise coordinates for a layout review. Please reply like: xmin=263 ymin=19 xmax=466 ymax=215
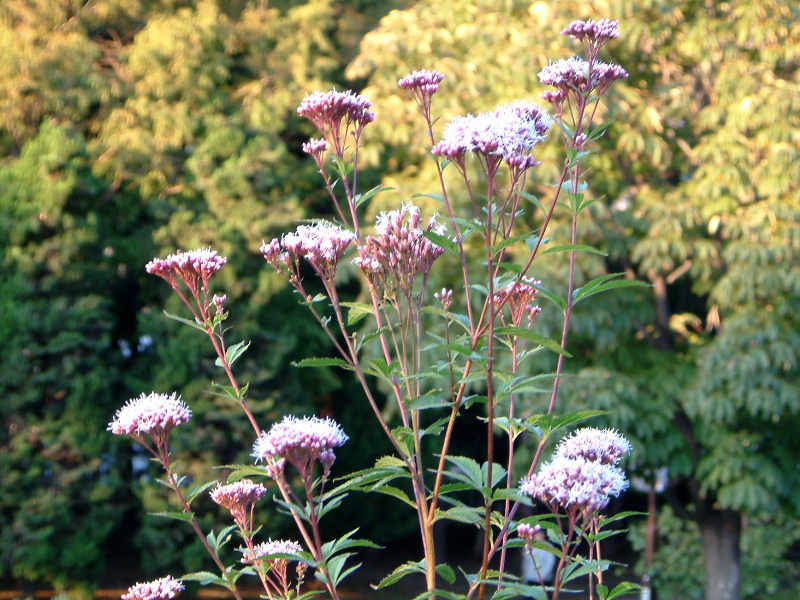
xmin=353 ymin=203 xmax=446 ymax=299
xmin=297 ymin=90 xmax=374 ymax=157
xmin=122 ymin=576 xmax=183 ymax=600
xmin=520 ymin=455 xmax=628 ymax=514
xmin=108 ymin=393 xmax=191 ymax=445
xmin=253 ymin=415 xmax=348 ymax=476
xmin=210 ymin=479 xmax=268 ymax=526
xmin=556 ymin=427 xmax=632 ymax=465
xmin=493 ymin=276 xmax=541 ymax=327
xmin=146 ymin=248 xmax=227 ymax=298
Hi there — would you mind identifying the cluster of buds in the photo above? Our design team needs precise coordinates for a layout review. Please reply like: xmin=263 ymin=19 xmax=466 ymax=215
xmin=122 ymin=576 xmax=183 ymax=600
xmin=432 ymin=101 xmax=551 ymax=178
xmin=520 ymin=427 xmax=631 ymax=516
xmin=261 ymin=222 xmax=356 ymax=286
xmin=297 ymin=90 xmax=374 ymax=158
xmin=539 ymin=57 xmax=629 ymax=96
xmin=210 ymin=479 xmax=268 ymax=530
xmin=398 ymin=68 xmax=445 ymax=121
xmin=493 ymin=276 xmax=542 ymax=327
xmin=108 ymin=392 xmax=191 ymax=454
xmin=146 ymin=248 xmax=227 ymax=301
xmin=252 ymin=415 xmax=348 ymax=478
xmin=561 ymin=18 xmax=620 ymax=59
xmin=353 ymin=203 xmax=446 ymax=301
xmin=539 ymin=19 xmax=628 ymax=116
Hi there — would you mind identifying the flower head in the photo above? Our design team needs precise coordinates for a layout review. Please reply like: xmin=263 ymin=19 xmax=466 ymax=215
xmin=556 ymin=427 xmax=632 ymax=465
xmin=520 ymin=455 xmax=628 ymax=514
xmin=432 ymin=101 xmax=550 ymax=174
xmin=517 ymin=522 xmax=541 ymax=543
xmin=539 ymin=57 xmax=628 ymax=95
xmin=353 ymin=203 xmax=446 ymax=299
xmin=261 ymin=222 xmax=355 ymax=285
xmin=211 ymin=479 xmax=268 ymax=526
xmin=122 ymin=576 xmax=183 ymax=600
xmin=253 ymin=415 xmax=348 ymax=476
xmin=108 ymin=393 xmax=191 ymax=444
xmin=399 ymin=69 xmax=445 ymax=118
xmin=297 ymin=90 xmax=374 ymax=157
xmin=244 ymin=539 xmax=305 ymax=564
xmin=146 ymin=248 xmax=227 ymax=297
xmin=562 ymin=19 xmax=619 ymax=43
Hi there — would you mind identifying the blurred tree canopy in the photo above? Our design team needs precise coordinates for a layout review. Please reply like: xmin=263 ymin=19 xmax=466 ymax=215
xmin=0 ymin=1 xmax=798 ymax=600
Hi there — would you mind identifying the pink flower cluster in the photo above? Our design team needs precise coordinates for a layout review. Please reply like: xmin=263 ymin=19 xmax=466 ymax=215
xmin=353 ymin=203 xmax=446 ymax=299
xmin=398 ymin=69 xmax=445 ymax=95
xmin=243 ymin=539 xmax=305 ymax=564
xmin=561 ymin=19 xmax=620 ymax=42
xmin=398 ymin=69 xmax=445 ymax=118
xmin=210 ymin=479 xmax=268 ymax=525
xmin=432 ymin=101 xmax=551 ymax=170
xmin=261 ymin=222 xmax=356 ymax=284
xmin=122 ymin=576 xmax=183 ymax=600
xmin=253 ymin=415 xmax=348 ymax=476
xmin=493 ymin=276 xmax=542 ymax=327
xmin=556 ymin=427 xmax=632 ymax=465
xmin=297 ymin=90 xmax=374 ymax=157
xmin=108 ymin=392 xmax=191 ymax=442
xmin=539 ymin=57 xmax=628 ymax=95
xmin=520 ymin=427 xmax=630 ymax=515
xmin=146 ymin=248 xmax=227 ymax=297
xmin=517 ymin=522 xmax=542 ymax=543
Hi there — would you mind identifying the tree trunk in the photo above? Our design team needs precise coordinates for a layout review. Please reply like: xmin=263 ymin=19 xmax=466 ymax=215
xmin=699 ymin=508 xmax=741 ymax=600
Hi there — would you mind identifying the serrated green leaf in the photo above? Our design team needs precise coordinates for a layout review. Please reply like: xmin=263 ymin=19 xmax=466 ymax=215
xmin=163 ymin=310 xmax=206 ymax=332
xmin=435 ymin=563 xmax=456 ymax=584
xmin=152 ymin=510 xmax=194 ymax=523
xmin=214 ymin=340 xmax=250 ymax=368
xmin=494 ymin=327 xmax=572 ymax=357
xmin=423 ymin=230 xmax=459 ymax=256
xmin=541 ymin=244 xmax=608 ymax=257
xmin=187 ymin=480 xmax=218 ymax=505
xmin=181 ymin=571 xmax=229 ymax=587
xmin=292 ymin=357 xmax=353 ymax=369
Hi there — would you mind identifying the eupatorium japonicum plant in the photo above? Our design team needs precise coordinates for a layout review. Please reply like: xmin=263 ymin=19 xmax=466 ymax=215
xmin=110 ymin=17 xmax=642 ymax=600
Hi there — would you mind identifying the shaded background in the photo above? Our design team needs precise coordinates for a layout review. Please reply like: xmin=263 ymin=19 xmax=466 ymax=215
xmin=0 ymin=1 xmax=799 ymax=599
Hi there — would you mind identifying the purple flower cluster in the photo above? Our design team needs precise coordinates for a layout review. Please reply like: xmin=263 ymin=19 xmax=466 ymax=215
xmin=261 ymin=222 xmax=356 ymax=284
xmin=517 ymin=522 xmax=541 ymax=543
xmin=108 ymin=392 xmax=191 ymax=443
xmin=398 ymin=68 xmax=445 ymax=95
xmin=253 ymin=415 xmax=348 ymax=477
xmin=210 ymin=479 xmax=268 ymax=526
xmin=520 ymin=427 xmax=631 ymax=515
xmin=539 ymin=57 xmax=628 ymax=96
xmin=493 ymin=276 xmax=542 ymax=327
xmin=146 ymin=248 xmax=227 ymax=297
xmin=398 ymin=69 xmax=445 ymax=118
xmin=432 ymin=101 xmax=551 ymax=174
xmin=122 ymin=576 xmax=183 ymax=600
xmin=297 ymin=90 xmax=374 ymax=157
xmin=353 ymin=203 xmax=446 ymax=299
xmin=561 ymin=19 xmax=620 ymax=42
